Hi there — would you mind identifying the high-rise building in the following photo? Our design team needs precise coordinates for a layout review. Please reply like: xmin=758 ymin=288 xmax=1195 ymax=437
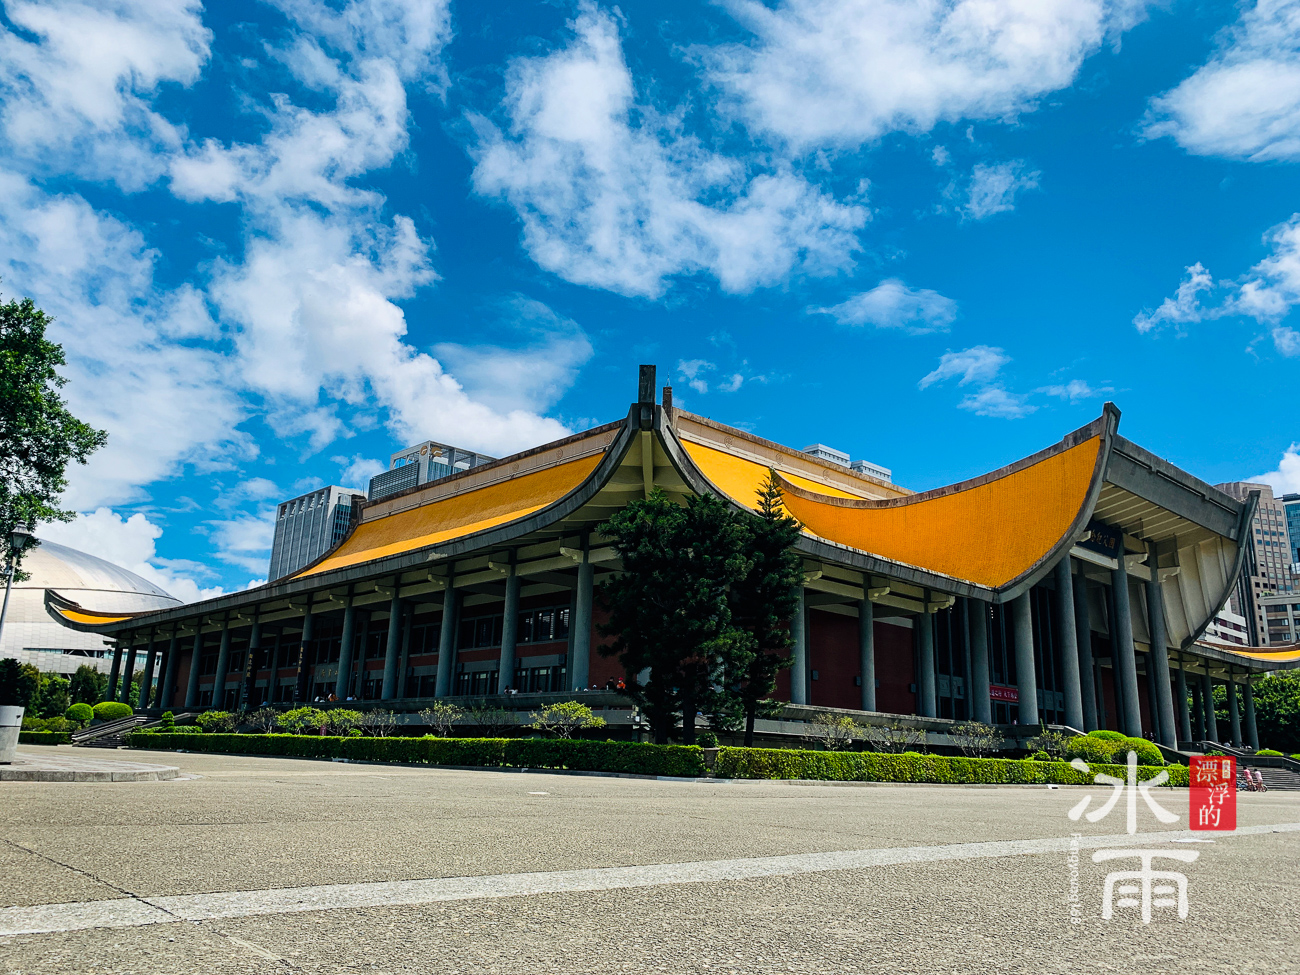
xmin=1216 ymin=481 xmax=1295 ymax=645
xmin=1258 ymin=593 xmax=1300 ymax=645
xmin=1281 ymin=492 xmax=1300 ymax=571
xmin=367 ymin=441 xmax=496 ymax=502
xmin=268 ymin=485 xmax=364 ymax=580
xmin=802 ymin=444 xmax=892 ymax=483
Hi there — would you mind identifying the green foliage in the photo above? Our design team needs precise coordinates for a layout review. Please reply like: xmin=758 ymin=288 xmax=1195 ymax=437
xmin=1087 ymin=729 xmax=1127 ymax=741
xmin=804 ymin=713 xmax=863 ymax=751
xmin=1031 ymin=750 xmax=1052 ymax=762
xmin=127 ymin=732 xmax=707 ymax=777
xmin=0 ymin=658 xmax=39 ymax=708
xmin=1249 ymin=672 xmax=1300 ymax=754
xmin=20 ymin=715 xmax=45 ymax=729
xmin=68 ymin=664 xmax=105 ymax=705
xmin=323 ymin=708 xmax=363 ymax=735
xmin=950 ymin=721 xmax=1002 ymax=758
xmin=1256 ymin=748 xmax=1283 ymax=757
xmin=18 ymin=730 xmax=68 ymax=745
xmin=1065 ymin=734 xmax=1164 ymax=767
xmin=159 ymin=710 xmax=175 ymax=729
xmin=150 ymin=724 xmax=204 ymax=734
xmin=196 ymin=710 xmax=237 ymax=733
xmin=0 ymin=292 xmax=107 ymax=567
xmin=91 ymin=701 xmax=132 ymax=722
xmin=696 ymin=730 xmax=719 ymax=748
xmin=277 ymin=706 xmax=327 ymax=734
xmin=713 ymin=747 xmax=1187 ymax=786
xmin=34 ymin=673 xmax=70 ymax=718
xmin=41 ymin=715 xmax=71 ymax=732
xmin=529 ymin=700 xmax=607 ymax=738
xmin=418 ymin=701 xmax=462 ymax=737
xmin=64 ymin=702 xmax=93 ymax=727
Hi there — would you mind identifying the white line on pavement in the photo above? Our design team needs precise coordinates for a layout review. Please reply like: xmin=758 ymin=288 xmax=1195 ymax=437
xmin=3 ymin=823 xmax=1296 ymax=937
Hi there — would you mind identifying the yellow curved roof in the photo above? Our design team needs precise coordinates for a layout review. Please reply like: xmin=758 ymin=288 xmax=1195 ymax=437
xmin=49 ymin=606 xmax=136 ymax=626
xmin=298 ymin=454 xmax=602 ymax=577
xmin=1216 ymin=645 xmax=1300 ymax=663
xmin=679 ymin=439 xmax=866 ymax=505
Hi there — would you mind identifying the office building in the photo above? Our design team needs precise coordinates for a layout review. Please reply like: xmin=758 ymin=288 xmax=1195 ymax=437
xmin=367 ymin=441 xmax=496 ymax=502
xmin=1216 ymin=482 xmax=1295 ymax=644
xmin=268 ymin=486 xmax=364 ymax=581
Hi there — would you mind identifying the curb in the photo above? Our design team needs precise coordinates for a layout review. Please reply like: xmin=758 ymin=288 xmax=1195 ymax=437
xmin=0 ymin=766 xmax=180 ymax=783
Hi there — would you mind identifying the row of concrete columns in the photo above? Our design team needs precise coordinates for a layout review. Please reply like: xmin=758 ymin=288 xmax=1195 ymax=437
xmin=789 ymin=553 xmax=1262 ymax=748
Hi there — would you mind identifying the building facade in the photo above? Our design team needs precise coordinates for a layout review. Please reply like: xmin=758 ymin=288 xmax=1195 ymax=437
xmin=1282 ymin=492 xmax=1300 ymax=571
xmin=367 ymin=442 xmax=496 ymax=502
xmin=268 ymin=486 xmax=364 ymax=581
xmin=55 ymin=368 xmax=1300 ymax=748
xmin=1216 ymin=482 xmax=1295 ymax=645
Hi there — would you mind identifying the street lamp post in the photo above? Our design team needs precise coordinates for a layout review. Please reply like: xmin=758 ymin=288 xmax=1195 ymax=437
xmin=0 ymin=523 xmax=35 ymax=651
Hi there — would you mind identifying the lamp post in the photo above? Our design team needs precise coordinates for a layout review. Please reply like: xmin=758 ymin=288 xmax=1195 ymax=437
xmin=0 ymin=523 xmax=35 ymax=651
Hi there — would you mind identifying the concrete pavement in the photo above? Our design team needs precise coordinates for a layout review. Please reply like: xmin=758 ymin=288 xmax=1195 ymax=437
xmin=1 ymin=746 xmax=1297 ymax=973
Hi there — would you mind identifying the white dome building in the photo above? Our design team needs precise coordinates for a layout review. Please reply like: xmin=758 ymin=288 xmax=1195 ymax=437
xmin=0 ymin=540 xmax=181 ymax=675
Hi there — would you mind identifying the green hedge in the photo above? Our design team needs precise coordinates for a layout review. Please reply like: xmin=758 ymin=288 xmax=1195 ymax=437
xmin=713 ymin=747 xmax=1188 ymax=787
xmin=126 ymin=732 xmax=707 ymax=777
xmin=18 ymin=731 xmax=70 ymax=745
xmin=92 ymin=702 xmax=133 ymax=722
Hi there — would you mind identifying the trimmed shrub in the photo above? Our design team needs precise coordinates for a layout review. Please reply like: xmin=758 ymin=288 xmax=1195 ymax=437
xmin=160 ymin=711 xmax=176 ymax=729
xmin=712 ymin=746 xmax=1186 ymax=787
xmin=125 ymin=733 xmax=708 ymax=777
xmin=1087 ymin=729 xmax=1127 ymax=741
xmin=18 ymin=731 xmax=69 ymax=745
xmin=92 ymin=701 xmax=133 ymax=722
xmin=696 ymin=731 xmax=719 ymax=748
xmin=278 ymin=707 xmax=327 ymax=734
xmin=1256 ymin=748 xmax=1283 ymax=757
xmin=65 ymin=703 xmax=94 ymax=727
xmin=196 ymin=711 xmax=237 ymax=733
xmin=1031 ymin=750 xmax=1051 ymax=762
xmin=42 ymin=716 xmax=72 ymax=733
xmin=1064 ymin=734 xmax=1164 ymax=767
xmin=20 ymin=716 xmax=46 ymax=731
xmin=150 ymin=725 xmax=205 ymax=734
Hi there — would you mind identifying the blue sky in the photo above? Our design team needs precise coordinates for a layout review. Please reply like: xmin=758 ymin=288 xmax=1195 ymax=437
xmin=3 ymin=0 xmax=1300 ymax=600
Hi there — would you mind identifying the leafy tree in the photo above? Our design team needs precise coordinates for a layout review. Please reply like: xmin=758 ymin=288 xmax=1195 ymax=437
xmin=0 ymin=292 xmax=107 ymax=572
xmin=418 ymin=701 xmax=462 ymax=737
xmin=0 ymin=658 xmax=40 ymax=709
xmin=598 ymin=490 xmax=749 ymax=744
xmin=529 ymin=700 xmax=607 ymax=739
xmin=35 ymin=672 xmax=70 ymax=717
xmin=723 ymin=470 xmax=803 ymax=746
xmin=196 ymin=710 xmax=237 ymax=733
xmin=68 ymin=664 xmax=105 ymax=705
xmin=804 ymin=713 xmax=862 ymax=751
xmin=65 ymin=702 xmax=93 ymax=727
xmin=1250 ymin=672 xmax=1300 ymax=754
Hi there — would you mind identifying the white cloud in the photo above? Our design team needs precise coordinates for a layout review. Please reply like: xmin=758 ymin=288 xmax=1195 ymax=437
xmin=332 ymin=455 xmax=385 ymax=490
xmin=1145 ymin=0 xmax=1300 ymax=162
xmin=918 ymin=345 xmax=1009 ymax=389
xmin=38 ymin=509 xmax=224 ymax=605
xmin=1036 ymin=379 xmax=1114 ymax=402
xmin=1134 ymin=219 xmax=1300 ymax=355
xmin=205 ymin=512 xmax=275 ymax=575
xmin=0 ymin=0 xmax=210 ymax=189
xmin=931 ymin=145 xmax=950 ymax=166
xmin=1253 ymin=442 xmax=1300 ymax=494
xmin=960 ymin=160 xmax=1040 ymax=220
xmin=677 ymin=359 xmax=715 ymax=394
xmin=707 ymin=0 xmax=1149 ymax=150
xmin=470 ymin=3 xmax=866 ymax=298
xmin=958 ymin=386 xmax=1035 ymax=419
xmin=811 ymin=279 xmax=957 ymax=332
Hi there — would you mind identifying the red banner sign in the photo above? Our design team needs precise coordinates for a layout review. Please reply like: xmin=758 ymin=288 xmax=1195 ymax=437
xmin=989 ymin=684 xmax=1019 ymax=703
xmin=1190 ymin=756 xmax=1236 ymax=831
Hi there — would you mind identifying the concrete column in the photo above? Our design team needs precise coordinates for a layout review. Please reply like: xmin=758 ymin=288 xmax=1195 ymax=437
xmin=1174 ymin=656 xmax=1191 ymax=744
xmin=790 ymin=587 xmax=807 ymax=705
xmin=294 ymin=607 xmax=314 ymax=703
xmin=1011 ymin=591 xmax=1038 ymax=727
xmin=120 ymin=642 xmax=138 ymax=704
xmin=1191 ymin=680 xmax=1205 ymax=742
xmin=1144 ymin=546 xmax=1177 ymax=748
xmin=1052 ymin=559 xmax=1085 ymax=730
xmin=497 ymin=567 xmax=521 ymax=694
xmin=1243 ymin=680 xmax=1259 ymax=751
xmin=1201 ymin=671 xmax=1218 ymax=742
xmin=381 ymin=589 xmax=403 ymax=700
xmin=967 ymin=598 xmax=992 ymax=724
xmin=397 ymin=608 xmax=412 ymax=699
xmin=241 ymin=622 xmax=261 ymax=709
xmin=571 ymin=553 xmax=593 ymax=691
xmin=858 ymin=593 xmax=876 ymax=712
xmin=434 ymin=589 xmax=459 ymax=698
xmin=1071 ymin=570 xmax=1098 ymax=731
xmin=158 ymin=631 xmax=179 ymax=710
xmin=1228 ymin=671 xmax=1242 ymax=747
xmin=1110 ymin=555 xmax=1142 ymax=737
xmin=917 ymin=611 xmax=937 ymax=718
xmin=184 ymin=630 xmax=203 ymax=708
xmin=334 ymin=602 xmax=356 ymax=701
xmin=106 ymin=642 xmax=123 ymax=701
xmin=211 ymin=620 xmax=232 ymax=709
xmin=138 ymin=634 xmax=158 ymax=710
xmin=266 ymin=630 xmax=283 ymax=705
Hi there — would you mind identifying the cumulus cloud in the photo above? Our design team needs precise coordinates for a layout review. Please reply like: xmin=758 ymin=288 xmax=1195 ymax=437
xmin=1134 ymin=219 xmax=1300 ymax=355
xmin=1145 ymin=0 xmax=1300 ymax=162
xmin=918 ymin=345 xmax=1009 ymax=388
xmin=707 ymin=0 xmax=1149 ymax=150
xmin=333 ymin=455 xmax=386 ymax=490
xmin=1253 ymin=442 xmax=1300 ymax=494
xmin=677 ymin=359 xmax=715 ymax=394
xmin=958 ymin=386 xmax=1036 ymax=419
xmin=811 ymin=279 xmax=958 ymax=332
xmin=470 ymin=3 xmax=866 ymax=298
xmin=959 ymin=160 xmax=1040 ymax=220
xmin=38 ymin=509 xmax=224 ymax=605
xmin=1036 ymin=379 xmax=1114 ymax=402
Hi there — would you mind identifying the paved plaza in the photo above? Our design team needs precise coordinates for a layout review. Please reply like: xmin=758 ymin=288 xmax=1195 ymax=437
xmin=1 ymin=747 xmax=1297 ymax=974
xmin=0 ymin=750 xmax=180 ymax=783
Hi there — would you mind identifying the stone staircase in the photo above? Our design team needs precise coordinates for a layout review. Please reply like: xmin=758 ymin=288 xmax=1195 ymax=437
xmin=71 ymin=715 xmax=149 ymax=749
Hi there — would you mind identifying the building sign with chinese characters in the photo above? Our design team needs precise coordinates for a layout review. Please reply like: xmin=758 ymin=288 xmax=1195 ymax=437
xmin=1190 ymin=756 xmax=1237 ymax=831
xmin=989 ymin=683 xmax=1019 ymax=703
xmin=1078 ymin=520 xmax=1122 ymax=559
